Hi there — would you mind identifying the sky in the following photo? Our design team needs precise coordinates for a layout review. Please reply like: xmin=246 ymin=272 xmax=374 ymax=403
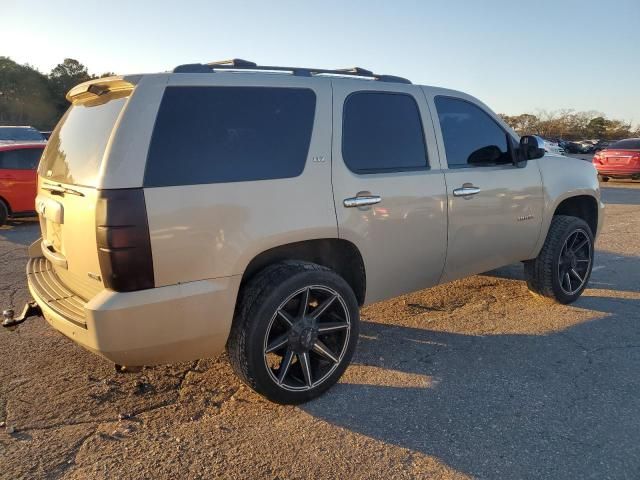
xmin=2 ymin=0 xmax=639 ymax=124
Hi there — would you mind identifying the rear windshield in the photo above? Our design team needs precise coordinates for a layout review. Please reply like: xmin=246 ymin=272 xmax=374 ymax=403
xmin=0 ymin=148 xmax=44 ymax=170
xmin=38 ymin=92 xmax=129 ymax=187
xmin=609 ymin=139 xmax=640 ymax=150
xmin=0 ymin=127 xmax=44 ymax=142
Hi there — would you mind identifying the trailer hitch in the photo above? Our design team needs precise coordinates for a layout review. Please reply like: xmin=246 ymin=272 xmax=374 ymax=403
xmin=2 ymin=302 xmax=42 ymax=329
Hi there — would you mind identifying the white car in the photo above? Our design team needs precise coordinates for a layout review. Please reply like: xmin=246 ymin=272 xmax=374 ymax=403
xmin=543 ymin=140 xmax=565 ymax=155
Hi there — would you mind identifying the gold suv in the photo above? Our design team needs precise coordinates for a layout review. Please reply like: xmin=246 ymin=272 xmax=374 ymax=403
xmin=16 ymin=59 xmax=604 ymax=403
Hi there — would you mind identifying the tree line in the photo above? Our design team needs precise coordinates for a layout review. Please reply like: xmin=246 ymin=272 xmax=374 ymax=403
xmin=0 ymin=57 xmax=113 ymax=130
xmin=1 ymin=56 xmax=638 ymax=140
xmin=499 ymin=110 xmax=639 ymax=141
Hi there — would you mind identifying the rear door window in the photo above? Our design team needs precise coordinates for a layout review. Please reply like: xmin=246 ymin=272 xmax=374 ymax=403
xmin=435 ymin=96 xmax=513 ymax=168
xmin=144 ymin=87 xmax=316 ymax=187
xmin=0 ymin=148 xmax=43 ymax=170
xmin=342 ymin=92 xmax=428 ymax=173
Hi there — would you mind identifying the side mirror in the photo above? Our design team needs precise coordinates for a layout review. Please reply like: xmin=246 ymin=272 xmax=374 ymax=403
xmin=519 ymin=135 xmax=546 ymax=161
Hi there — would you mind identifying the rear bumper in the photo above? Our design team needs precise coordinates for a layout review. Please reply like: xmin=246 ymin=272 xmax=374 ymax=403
xmin=595 ymin=166 xmax=640 ymax=178
xmin=28 ymin=255 xmax=241 ymax=366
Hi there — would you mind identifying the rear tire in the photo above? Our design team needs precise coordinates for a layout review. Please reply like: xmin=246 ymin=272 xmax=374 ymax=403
xmin=598 ymin=175 xmax=609 ymax=182
xmin=0 ymin=201 xmax=8 ymax=227
xmin=524 ymin=215 xmax=594 ymax=304
xmin=227 ymin=261 xmax=360 ymax=404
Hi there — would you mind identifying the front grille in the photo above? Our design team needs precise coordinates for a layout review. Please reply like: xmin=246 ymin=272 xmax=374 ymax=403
xmin=27 ymin=257 xmax=87 ymax=328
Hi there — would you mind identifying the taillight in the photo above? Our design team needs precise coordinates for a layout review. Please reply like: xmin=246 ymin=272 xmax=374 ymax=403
xmin=96 ymin=189 xmax=154 ymax=292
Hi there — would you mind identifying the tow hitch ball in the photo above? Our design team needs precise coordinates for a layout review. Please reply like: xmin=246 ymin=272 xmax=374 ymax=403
xmin=2 ymin=302 xmax=42 ymax=328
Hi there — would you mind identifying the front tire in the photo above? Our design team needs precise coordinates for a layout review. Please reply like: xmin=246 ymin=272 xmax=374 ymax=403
xmin=598 ymin=175 xmax=610 ymax=183
xmin=227 ymin=261 xmax=360 ymax=404
xmin=524 ymin=215 xmax=594 ymax=304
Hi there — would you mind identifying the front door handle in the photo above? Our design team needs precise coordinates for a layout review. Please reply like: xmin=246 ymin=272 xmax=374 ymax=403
xmin=452 ymin=185 xmax=481 ymax=197
xmin=343 ymin=195 xmax=382 ymax=208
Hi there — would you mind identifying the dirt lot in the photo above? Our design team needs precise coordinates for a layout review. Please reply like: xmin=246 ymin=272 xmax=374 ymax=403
xmin=1 ymin=180 xmax=639 ymax=479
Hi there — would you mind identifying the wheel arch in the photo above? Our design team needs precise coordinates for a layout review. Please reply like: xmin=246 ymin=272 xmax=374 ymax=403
xmin=239 ymin=238 xmax=366 ymax=306
xmin=0 ymin=195 xmax=12 ymax=214
xmin=553 ymin=195 xmax=599 ymax=236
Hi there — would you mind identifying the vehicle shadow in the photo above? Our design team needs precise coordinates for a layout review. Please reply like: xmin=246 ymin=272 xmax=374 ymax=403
xmin=601 ymin=185 xmax=640 ymax=206
xmin=486 ymin=250 xmax=640 ymax=293
xmin=305 ymin=302 xmax=640 ymax=478
xmin=305 ymin=252 xmax=640 ymax=478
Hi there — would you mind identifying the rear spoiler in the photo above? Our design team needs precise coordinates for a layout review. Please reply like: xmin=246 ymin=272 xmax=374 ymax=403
xmin=66 ymin=75 xmax=142 ymax=103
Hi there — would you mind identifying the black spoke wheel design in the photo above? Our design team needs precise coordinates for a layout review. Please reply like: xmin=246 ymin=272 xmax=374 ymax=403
xmin=524 ymin=215 xmax=595 ymax=304
xmin=263 ymin=285 xmax=351 ymax=392
xmin=227 ymin=262 xmax=360 ymax=404
xmin=557 ymin=229 xmax=592 ymax=295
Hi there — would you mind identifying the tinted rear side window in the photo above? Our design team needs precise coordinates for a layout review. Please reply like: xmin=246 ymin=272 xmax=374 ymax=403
xmin=435 ymin=96 xmax=512 ymax=168
xmin=610 ymin=139 xmax=640 ymax=150
xmin=0 ymin=148 xmax=43 ymax=169
xmin=342 ymin=92 xmax=428 ymax=173
xmin=144 ymin=87 xmax=316 ymax=187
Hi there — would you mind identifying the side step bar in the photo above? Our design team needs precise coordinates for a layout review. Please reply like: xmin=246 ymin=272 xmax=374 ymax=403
xmin=2 ymin=301 xmax=42 ymax=328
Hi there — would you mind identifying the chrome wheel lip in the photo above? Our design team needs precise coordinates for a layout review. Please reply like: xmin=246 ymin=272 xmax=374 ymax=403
xmin=557 ymin=228 xmax=592 ymax=296
xmin=263 ymin=285 xmax=351 ymax=392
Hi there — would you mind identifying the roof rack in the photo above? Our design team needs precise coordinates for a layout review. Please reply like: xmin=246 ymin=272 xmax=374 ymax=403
xmin=172 ymin=59 xmax=411 ymax=84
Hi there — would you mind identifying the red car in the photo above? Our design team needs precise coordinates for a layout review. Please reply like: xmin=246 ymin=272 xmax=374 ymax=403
xmin=0 ymin=143 xmax=44 ymax=226
xmin=593 ymin=138 xmax=640 ymax=182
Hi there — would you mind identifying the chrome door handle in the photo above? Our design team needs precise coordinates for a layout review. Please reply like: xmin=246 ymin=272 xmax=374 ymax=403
xmin=452 ymin=186 xmax=481 ymax=197
xmin=343 ymin=195 xmax=382 ymax=208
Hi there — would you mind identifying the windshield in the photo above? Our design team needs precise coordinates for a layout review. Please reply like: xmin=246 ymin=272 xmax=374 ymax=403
xmin=38 ymin=92 xmax=129 ymax=187
xmin=610 ymin=139 xmax=640 ymax=150
xmin=0 ymin=127 xmax=45 ymax=141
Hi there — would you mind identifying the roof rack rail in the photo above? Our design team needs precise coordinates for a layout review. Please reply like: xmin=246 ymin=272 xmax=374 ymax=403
xmin=172 ymin=59 xmax=411 ymax=84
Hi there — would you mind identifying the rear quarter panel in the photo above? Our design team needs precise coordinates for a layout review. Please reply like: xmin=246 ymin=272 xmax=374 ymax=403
xmin=531 ymin=155 xmax=603 ymax=256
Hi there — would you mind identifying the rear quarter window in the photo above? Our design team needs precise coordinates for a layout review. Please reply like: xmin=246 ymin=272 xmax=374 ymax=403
xmin=144 ymin=86 xmax=317 ymax=187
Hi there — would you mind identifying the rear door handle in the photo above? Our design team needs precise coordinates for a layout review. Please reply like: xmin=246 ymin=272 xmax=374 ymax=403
xmin=452 ymin=185 xmax=481 ymax=197
xmin=343 ymin=195 xmax=382 ymax=208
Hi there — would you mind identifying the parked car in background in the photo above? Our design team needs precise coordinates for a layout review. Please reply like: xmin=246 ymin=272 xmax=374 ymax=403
xmin=593 ymin=138 xmax=640 ymax=181
xmin=40 ymin=131 xmax=52 ymax=140
xmin=0 ymin=143 xmax=44 ymax=225
xmin=11 ymin=60 xmax=603 ymax=404
xmin=594 ymin=140 xmax=611 ymax=152
xmin=543 ymin=139 xmax=565 ymax=155
xmin=564 ymin=141 xmax=584 ymax=154
xmin=0 ymin=126 xmax=46 ymax=145
xmin=564 ymin=141 xmax=594 ymax=154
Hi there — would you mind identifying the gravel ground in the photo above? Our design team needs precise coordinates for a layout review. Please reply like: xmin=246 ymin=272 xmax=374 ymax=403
xmin=1 ymin=180 xmax=639 ymax=479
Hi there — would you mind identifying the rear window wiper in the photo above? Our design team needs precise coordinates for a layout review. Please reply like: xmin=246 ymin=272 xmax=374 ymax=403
xmin=42 ymin=182 xmax=85 ymax=197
